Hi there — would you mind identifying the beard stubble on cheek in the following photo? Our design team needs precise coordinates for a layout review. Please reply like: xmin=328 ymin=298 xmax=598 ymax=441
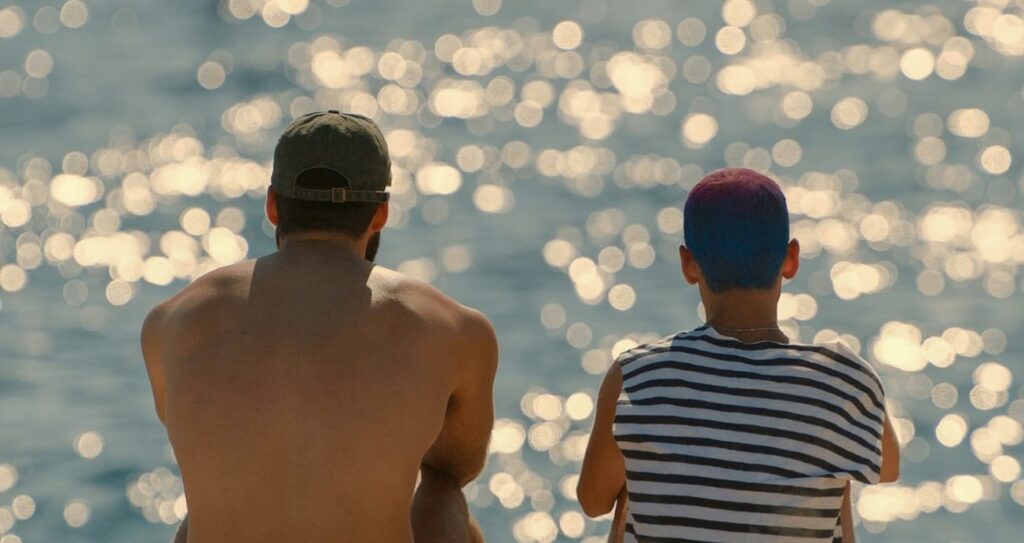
xmin=365 ymin=231 xmax=381 ymax=262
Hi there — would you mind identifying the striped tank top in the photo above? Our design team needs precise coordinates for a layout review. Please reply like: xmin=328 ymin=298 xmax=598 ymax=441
xmin=613 ymin=325 xmax=885 ymax=543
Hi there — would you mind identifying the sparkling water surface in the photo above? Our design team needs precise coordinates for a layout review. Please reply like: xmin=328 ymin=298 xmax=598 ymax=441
xmin=1 ymin=1 xmax=1023 ymax=541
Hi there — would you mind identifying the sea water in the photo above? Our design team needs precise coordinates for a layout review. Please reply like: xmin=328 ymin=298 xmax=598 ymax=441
xmin=0 ymin=1 xmax=1022 ymax=541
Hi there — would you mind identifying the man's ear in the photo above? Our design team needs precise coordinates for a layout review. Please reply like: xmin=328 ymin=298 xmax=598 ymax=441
xmin=369 ymin=202 xmax=389 ymax=232
xmin=266 ymin=188 xmax=279 ymax=226
xmin=679 ymin=246 xmax=702 ymax=285
xmin=781 ymin=239 xmax=800 ymax=280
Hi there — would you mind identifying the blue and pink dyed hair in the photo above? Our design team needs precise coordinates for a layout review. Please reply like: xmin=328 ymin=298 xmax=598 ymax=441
xmin=683 ymin=168 xmax=790 ymax=293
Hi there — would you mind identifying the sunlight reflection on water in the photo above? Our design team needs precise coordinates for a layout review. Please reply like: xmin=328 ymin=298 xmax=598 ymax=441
xmin=1 ymin=1 xmax=1023 ymax=541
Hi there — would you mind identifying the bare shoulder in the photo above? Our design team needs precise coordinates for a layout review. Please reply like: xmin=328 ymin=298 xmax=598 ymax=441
xmin=370 ymin=266 xmax=497 ymax=352
xmin=143 ymin=260 xmax=256 ymax=340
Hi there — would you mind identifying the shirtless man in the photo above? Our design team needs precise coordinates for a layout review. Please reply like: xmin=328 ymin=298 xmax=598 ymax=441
xmin=141 ymin=111 xmax=497 ymax=542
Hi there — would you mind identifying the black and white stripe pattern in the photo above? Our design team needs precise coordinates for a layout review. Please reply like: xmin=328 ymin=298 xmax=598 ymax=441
xmin=614 ymin=326 xmax=885 ymax=542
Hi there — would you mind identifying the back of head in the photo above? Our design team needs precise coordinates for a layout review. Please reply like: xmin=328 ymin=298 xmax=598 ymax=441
xmin=270 ymin=110 xmax=392 ymax=239
xmin=274 ymin=168 xmax=380 ymax=237
xmin=683 ymin=168 xmax=789 ymax=293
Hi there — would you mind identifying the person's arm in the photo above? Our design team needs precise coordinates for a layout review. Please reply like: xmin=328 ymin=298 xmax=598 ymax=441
xmin=577 ymin=362 xmax=626 ymax=517
xmin=420 ymin=309 xmax=499 ymax=486
xmin=879 ymin=413 xmax=900 ymax=483
xmin=143 ymin=302 xmax=188 ymax=543
xmin=413 ymin=310 xmax=496 ymax=543
xmin=840 ymin=482 xmax=856 ymax=543
xmin=173 ymin=516 xmax=188 ymax=543
xmin=412 ymin=464 xmax=485 ymax=543
xmin=141 ymin=303 xmax=170 ymax=425
xmin=607 ymin=486 xmax=628 ymax=543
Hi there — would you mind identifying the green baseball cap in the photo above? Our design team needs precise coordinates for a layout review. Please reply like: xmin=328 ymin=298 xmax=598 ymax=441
xmin=270 ymin=110 xmax=391 ymax=204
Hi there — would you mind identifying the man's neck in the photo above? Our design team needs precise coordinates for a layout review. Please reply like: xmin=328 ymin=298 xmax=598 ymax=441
xmin=279 ymin=233 xmax=364 ymax=255
xmin=701 ymin=287 xmax=786 ymax=341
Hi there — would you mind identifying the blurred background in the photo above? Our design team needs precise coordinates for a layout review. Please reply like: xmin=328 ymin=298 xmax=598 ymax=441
xmin=1 ymin=0 xmax=1023 ymax=541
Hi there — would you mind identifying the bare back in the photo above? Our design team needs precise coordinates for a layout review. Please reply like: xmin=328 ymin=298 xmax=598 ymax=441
xmin=142 ymin=246 xmax=497 ymax=542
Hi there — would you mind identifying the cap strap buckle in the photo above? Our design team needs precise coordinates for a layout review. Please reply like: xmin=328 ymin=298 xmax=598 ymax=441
xmin=330 ymin=187 xmax=349 ymax=203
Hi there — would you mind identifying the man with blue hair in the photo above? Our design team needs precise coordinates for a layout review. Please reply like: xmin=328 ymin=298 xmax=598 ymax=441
xmin=578 ymin=168 xmax=899 ymax=542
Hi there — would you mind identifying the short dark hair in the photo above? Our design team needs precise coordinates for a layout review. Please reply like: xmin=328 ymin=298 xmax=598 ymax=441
xmin=274 ymin=167 xmax=380 ymax=237
xmin=683 ymin=168 xmax=790 ymax=293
